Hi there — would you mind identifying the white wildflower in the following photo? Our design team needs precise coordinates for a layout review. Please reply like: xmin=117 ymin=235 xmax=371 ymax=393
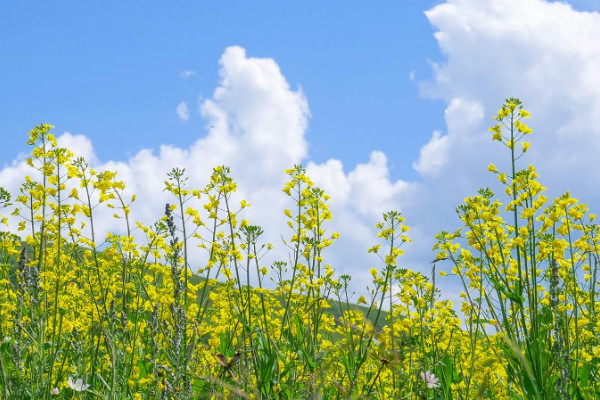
xmin=420 ymin=370 xmax=440 ymax=389
xmin=68 ymin=376 xmax=90 ymax=392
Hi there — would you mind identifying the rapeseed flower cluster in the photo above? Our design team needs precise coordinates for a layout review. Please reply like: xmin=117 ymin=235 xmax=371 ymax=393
xmin=0 ymin=99 xmax=598 ymax=399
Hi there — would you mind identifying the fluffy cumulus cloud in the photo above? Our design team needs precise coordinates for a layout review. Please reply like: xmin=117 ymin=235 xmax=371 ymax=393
xmin=328 ymin=0 xmax=600 ymax=287
xmin=0 ymin=47 xmax=305 ymax=262
xmin=420 ymin=0 xmax=600 ymax=194
xmin=176 ymin=101 xmax=190 ymax=122
xmin=0 ymin=45 xmax=415 ymax=294
xmin=412 ymin=130 xmax=449 ymax=177
xmin=406 ymin=0 xmax=600 ymax=294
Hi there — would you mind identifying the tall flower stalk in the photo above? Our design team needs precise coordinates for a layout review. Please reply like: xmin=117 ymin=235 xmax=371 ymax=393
xmin=435 ymin=98 xmax=600 ymax=399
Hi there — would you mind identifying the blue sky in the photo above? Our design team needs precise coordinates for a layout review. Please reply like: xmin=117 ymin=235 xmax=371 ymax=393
xmin=2 ymin=0 xmax=600 ymax=297
xmin=1 ymin=0 xmax=448 ymax=181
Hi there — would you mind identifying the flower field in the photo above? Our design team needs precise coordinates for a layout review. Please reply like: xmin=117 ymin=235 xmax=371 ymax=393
xmin=0 ymin=98 xmax=599 ymax=399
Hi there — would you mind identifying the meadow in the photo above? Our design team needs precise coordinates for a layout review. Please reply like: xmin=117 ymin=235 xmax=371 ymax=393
xmin=0 ymin=98 xmax=599 ymax=399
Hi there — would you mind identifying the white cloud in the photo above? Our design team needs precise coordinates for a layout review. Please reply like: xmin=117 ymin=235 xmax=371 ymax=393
xmin=202 ymin=46 xmax=310 ymax=172
xmin=180 ymin=70 xmax=196 ymax=79
xmin=404 ymin=0 xmax=600 ymax=284
xmin=413 ymin=130 xmax=449 ymax=177
xmin=0 ymin=46 xmax=418 ymax=295
xmin=421 ymin=0 xmax=600 ymax=194
xmin=0 ymin=47 xmax=316 ymax=278
xmin=305 ymin=159 xmax=350 ymax=207
xmin=315 ymin=0 xmax=600 ymax=286
xmin=176 ymin=101 xmax=190 ymax=122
